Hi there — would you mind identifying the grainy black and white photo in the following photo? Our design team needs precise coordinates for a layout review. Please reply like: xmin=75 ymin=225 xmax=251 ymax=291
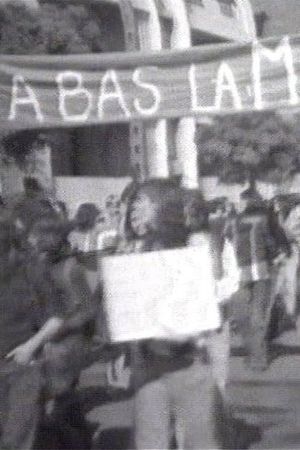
xmin=0 ymin=0 xmax=300 ymax=449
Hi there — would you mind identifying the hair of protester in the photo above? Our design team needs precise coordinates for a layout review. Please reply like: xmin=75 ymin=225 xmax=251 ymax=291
xmin=183 ymin=189 xmax=209 ymax=233
xmin=120 ymin=181 xmax=139 ymax=204
xmin=75 ymin=203 xmax=100 ymax=231
xmin=125 ymin=178 xmax=188 ymax=249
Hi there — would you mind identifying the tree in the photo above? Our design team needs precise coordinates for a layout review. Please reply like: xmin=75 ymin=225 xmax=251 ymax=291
xmin=196 ymin=111 xmax=300 ymax=186
xmin=0 ymin=1 xmax=103 ymax=55
xmin=0 ymin=1 xmax=103 ymax=167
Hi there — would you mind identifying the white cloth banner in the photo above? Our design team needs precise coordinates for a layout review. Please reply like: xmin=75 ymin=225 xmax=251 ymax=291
xmin=101 ymin=246 xmax=221 ymax=342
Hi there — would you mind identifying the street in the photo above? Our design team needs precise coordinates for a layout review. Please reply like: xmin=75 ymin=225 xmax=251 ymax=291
xmin=73 ymin=324 xmax=300 ymax=449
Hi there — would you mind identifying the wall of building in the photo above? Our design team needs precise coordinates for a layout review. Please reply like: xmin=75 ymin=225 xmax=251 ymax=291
xmin=251 ymin=0 xmax=300 ymax=38
xmin=186 ymin=0 xmax=256 ymax=42
xmin=49 ymin=2 xmax=130 ymax=179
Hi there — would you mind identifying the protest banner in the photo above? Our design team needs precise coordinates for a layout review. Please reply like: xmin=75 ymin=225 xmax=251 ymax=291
xmin=0 ymin=34 xmax=300 ymax=130
xmin=101 ymin=246 xmax=221 ymax=342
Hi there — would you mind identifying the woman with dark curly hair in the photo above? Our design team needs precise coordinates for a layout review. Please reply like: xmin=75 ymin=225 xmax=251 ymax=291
xmin=108 ymin=179 xmax=239 ymax=449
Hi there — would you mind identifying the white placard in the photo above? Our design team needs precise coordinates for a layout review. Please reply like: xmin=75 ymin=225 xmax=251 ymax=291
xmin=101 ymin=245 xmax=221 ymax=342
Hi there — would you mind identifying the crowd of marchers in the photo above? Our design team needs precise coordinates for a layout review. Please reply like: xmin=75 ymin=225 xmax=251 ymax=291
xmin=0 ymin=175 xmax=299 ymax=449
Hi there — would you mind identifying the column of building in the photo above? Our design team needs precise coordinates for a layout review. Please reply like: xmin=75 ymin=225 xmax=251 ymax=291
xmin=140 ymin=0 xmax=169 ymax=179
xmin=163 ymin=0 xmax=199 ymax=189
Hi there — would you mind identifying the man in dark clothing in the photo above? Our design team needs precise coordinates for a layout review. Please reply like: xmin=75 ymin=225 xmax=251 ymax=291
xmin=227 ymin=188 xmax=277 ymax=371
xmin=0 ymin=218 xmax=96 ymax=449
xmin=26 ymin=218 xmax=97 ymax=395
xmin=0 ymin=220 xmax=49 ymax=450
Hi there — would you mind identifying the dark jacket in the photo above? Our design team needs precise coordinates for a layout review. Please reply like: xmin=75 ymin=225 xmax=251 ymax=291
xmin=226 ymin=208 xmax=276 ymax=283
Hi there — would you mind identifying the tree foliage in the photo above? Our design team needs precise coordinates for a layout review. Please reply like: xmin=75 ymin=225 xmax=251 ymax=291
xmin=196 ymin=112 xmax=300 ymax=185
xmin=0 ymin=1 xmax=103 ymax=54
xmin=0 ymin=1 xmax=103 ymax=167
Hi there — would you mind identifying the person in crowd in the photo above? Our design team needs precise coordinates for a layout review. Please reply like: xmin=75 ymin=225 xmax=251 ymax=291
xmin=0 ymin=216 xmax=96 ymax=449
xmin=95 ymin=207 xmax=119 ymax=252
xmin=0 ymin=219 xmax=42 ymax=450
xmin=104 ymin=182 xmax=139 ymax=391
xmin=269 ymin=195 xmax=300 ymax=333
xmin=113 ymin=179 xmax=239 ymax=449
xmin=105 ymin=194 xmax=121 ymax=230
xmin=185 ymin=190 xmax=239 ymax=396
xmin=208 ymin=197 xmax=230 ymax=275
xmin=69 ymin=202 xmax=100 ymax=253
xmin=11 ymin=177 xmax=58 ymax=234
xmin=27 ymin=216 xmax=96 ymax=448
xmin=227 ymin=187 xmax=278 ymax=371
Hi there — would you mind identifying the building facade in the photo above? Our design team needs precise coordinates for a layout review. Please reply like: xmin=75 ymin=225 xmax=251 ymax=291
xmin=251 ymin=0 xmax=300 ymax=38
xmin=51 ymin=0 xmax=256 ymax=188
xmin=1 ymin=0 xmax=256 ymax=201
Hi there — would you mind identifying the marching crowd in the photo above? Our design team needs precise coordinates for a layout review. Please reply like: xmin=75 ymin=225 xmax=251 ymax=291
xmin=0 ymin=175 xmax=299 ymax=449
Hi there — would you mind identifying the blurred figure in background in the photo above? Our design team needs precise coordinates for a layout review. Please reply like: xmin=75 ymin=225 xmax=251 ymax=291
xmin=0 ymin=213 xmax=94 ymax=450
xmin=26 ymin=216 xmax=96 ymax=449
xmin=185 ymin=190 xmax=239 ymax=396
xmin=69 ymin=203 xmax=100 ymax=253
xmin=228 ymin=187 xmax=277 ymax=371
xmin=269 ymin=195 xmax=300 ymax=334
xmin=11 ymin=177 xmax=58 ymax=235
xmin=0 ymin=219 xmax=41 ymax=450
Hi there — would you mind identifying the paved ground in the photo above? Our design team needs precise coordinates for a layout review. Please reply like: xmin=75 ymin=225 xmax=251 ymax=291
xmin=75 ymin=322 xmax=300 ymax=449
xmin=34 ymin=320 xmax=300 ymax=449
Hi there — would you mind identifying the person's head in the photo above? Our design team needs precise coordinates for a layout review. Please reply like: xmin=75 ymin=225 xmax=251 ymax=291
xmin=125 ymin=178 xmax=187 ymax=248
xmin=183 ymin=189 xmax=209 ymax=234
xmin=74 ymin=203 xmax=100 ymax=232
xmin=28 ymin=216 xmax=68 ymax=257
xmin=238 ymin=187 xmax=265 ymax=214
